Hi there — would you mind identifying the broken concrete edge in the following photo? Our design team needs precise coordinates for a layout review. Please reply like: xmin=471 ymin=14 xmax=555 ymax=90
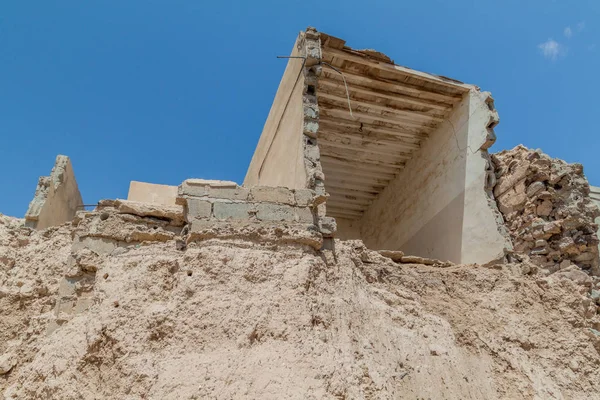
xmin=298 ymin=28 xmax=334 ymax=239
xmin=25 ymin=155 xmax=84 ymax=230
xmin=480 ymin=91 xmax=514 ymax=261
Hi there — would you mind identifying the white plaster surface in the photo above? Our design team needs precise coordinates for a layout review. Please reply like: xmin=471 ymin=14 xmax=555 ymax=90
xmin=355 ymin=91 xmax=510 ymax=264
xmin=243 ymin=34 xmax=307 ymax=189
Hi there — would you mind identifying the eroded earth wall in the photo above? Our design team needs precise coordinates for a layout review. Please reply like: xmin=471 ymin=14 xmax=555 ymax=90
xmin=24 ymin=155 xmax=83 ymax=230
xmin=2 ymin=206 xmax=600 ymax=399
xmin=493 ymin=145 xmax=600 ymax=275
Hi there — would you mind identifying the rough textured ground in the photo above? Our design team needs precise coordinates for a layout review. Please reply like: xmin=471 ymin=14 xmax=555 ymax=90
xmin=1 ymin=210 xmax=600 ymax=399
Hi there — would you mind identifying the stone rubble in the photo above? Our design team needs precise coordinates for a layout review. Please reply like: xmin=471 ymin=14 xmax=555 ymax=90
xmin=493 ymin=145 xmax=600 ymax=276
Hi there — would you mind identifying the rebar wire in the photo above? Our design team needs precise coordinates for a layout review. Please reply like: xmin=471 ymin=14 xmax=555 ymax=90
xmin=76 ymin=204 xmax=109 ymax=209
xmin=320 ymin=61 xmax=354 ymax=119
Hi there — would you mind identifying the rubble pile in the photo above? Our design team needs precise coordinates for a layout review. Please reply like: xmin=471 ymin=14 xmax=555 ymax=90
xmin=493 ymin=145 xmax=600 ymax=275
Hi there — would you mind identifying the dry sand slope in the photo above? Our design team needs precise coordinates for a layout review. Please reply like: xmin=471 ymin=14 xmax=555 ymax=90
xmin=1 ymin=212 xmax=600 ymax=399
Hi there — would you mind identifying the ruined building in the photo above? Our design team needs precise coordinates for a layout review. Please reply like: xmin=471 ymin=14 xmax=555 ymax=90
xmin=7 ymin=27 xmax=600 ymax=398
xmin=23 ymin=27 xmax=599 ymax=273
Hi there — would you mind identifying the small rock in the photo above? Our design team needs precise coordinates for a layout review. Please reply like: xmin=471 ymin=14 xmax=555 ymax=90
xmin=0 ymin=353 xmax=16 ymax=375
xmin=536 ymin=200 xmax=553 ymax=217
xmin=554 ymin=267 xmax=593 ymax=289
xmin=569 ymin=360 xmax=580 ymax=371
xmin=559 ymin=260 xmax=571 ymax=270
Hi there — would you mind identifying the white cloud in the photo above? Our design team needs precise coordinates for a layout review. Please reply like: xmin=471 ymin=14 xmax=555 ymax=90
xmin=538 ymin=39 xmax=565 ymax=60
xmin=577 ymin=21 xmax=586 ymax=32
xmin=564 ymin=26 xmax=572 ymax=38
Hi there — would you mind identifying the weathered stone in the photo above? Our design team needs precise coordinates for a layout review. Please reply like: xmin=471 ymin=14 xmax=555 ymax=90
xmin=256 ymin=203 xmax=295 ymax=222
xmin=209 ymin=187 xmax=249 ymax=201
xmin=186 ymin=199 xmax=212 ymax=220
xmin=557 ymin=237 xmax=577 ymax=254
xmin=554 ymin=266 xmax=593 ymax=289
xmin=527 ymin=181 xmax=546 ymax=198
xmin=531 ymin=247 xmax=549 ymax=256
xmin=178 ymin=182 xmax=208 ymax=198
xmin=559 ymin=259 xmax=571 ymax=270
xmin=574 ymin=252 xmax=596 ymax=262
xmin=305 ymin=143 xmax=320 ymax=163
xmin=497 ymin=188 xmax=527 ymax=214
xmin=294 ymin=189 xmax=315 ymax=207
xmin=295 ymin=207 xmax=315 ymax=224
xmin=185 ymin=179 xmax=237 ymax=188
xmin=494 ymin=163 xmax=530 ymax=197
xmin=186 ymin=219 xmax=323 ymax=250
xmin=250 ymin=187 xmax=295 ymax=205
xmin=536 ymin=200 xmax=553 ymax=216
xmin=303 ymin=120 xmax=319 ymax=138
xmin=318 ymin=216 xmax=337 ymax=237
xmin=114 ymin=200 xmax=185 ymax=226
xmin=378 ymin=250 xmax=405 ymax=261
xmin=543 ymin=221 xmax=562 ymax=234
xmin=213 ymin=203 xmax=253 ymax=220
xmin=399 ymin=255 xmax=452 ymax=266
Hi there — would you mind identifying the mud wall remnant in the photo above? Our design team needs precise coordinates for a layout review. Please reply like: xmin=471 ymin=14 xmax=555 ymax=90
xmin=493 ymin=146 xmax=600 ymax=275
xmin=24 ymin=155 xmax=83 ymax=230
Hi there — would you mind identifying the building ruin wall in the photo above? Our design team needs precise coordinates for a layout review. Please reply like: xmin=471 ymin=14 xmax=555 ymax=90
xmin=358 ymin=90 xmax=511 ymax=264
xmin=25 ymin=155 xmax=83 ymax=230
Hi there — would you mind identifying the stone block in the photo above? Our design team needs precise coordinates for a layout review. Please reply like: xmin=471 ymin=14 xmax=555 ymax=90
xmin=184 ymin=179 xmax=237 ymax=188
xmin=256 ymin=203 xmax=296 ymax=222
xmin=294 ymin=189 xmax=315 ymax=207
xmin=178 ymin=182 xmax=209 ymax=198
xmin=127 ymin=181 xmax=178 ymax=206
xmin=209 ymin=187 xmax=249 ymax=201
xmin=213 ymin=202 xmax=253 ymax=220
xmin=296 ymin=207 xmax=315 ymax=223
xmin=318 ymin=216 xmax=337 ymax=237
xmin=186 ymin=198 xmax=212 ymax=220
xmin=250 ymin=187 xmax=295 ymax=205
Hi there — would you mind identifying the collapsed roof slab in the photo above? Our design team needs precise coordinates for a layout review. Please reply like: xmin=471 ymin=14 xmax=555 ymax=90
xmin=245 ymin=27 xmax=512 ymax=264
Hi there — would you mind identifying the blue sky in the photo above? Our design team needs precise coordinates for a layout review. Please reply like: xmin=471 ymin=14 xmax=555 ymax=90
xmin=1 ymin=0 xmax=598 ymax=217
